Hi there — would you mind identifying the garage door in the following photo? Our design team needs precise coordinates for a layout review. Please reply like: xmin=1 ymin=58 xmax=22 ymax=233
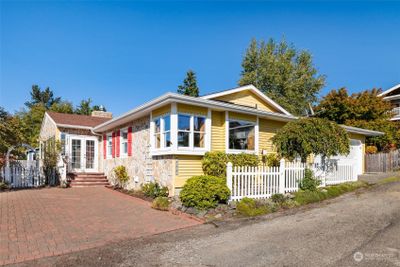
xmin=314 ymin=139 xmax=363 ymax=176
xmin=331 ymin=139 xmax=363 ymax=175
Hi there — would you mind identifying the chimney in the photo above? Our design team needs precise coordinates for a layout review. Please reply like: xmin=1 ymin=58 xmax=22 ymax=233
xmin=91 ymin=110 xmax=113 ymax=119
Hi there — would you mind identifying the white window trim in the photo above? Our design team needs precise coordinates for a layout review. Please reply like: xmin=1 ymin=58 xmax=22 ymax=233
xmin=106 ymin=133 xmax=113 ymax=159
xmin=119 ymin=127 xmax=128 ymax=158
xmin=225 ymin=112 xmax=259 ymax=155
xmin=150 ymin=103 xmax=211 ymax=156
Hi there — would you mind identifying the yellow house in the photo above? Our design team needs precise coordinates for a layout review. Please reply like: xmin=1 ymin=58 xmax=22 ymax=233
xmin=40 ymin=85 xmax=383 ymax=194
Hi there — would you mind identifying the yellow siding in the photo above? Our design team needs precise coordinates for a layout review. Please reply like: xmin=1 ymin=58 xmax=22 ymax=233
xmin=174 ymin=155 xmax=204 ymax=188
xmin=55 ymin=127 xmax=60 ymax=141
xmin=152 ymin=104 xmax=171 ymax=118
xmin=229 ymin=112 xmax=257 ymax=122
xmin=213 ymin=90 xmax=281 ymax=113
xmin=259 ymin=118 xmax=287 ymax=154
xmin=177 ymin=103 xmax=208 ymax=116
xmin=211 ymin=111 xmax=225 ymax=151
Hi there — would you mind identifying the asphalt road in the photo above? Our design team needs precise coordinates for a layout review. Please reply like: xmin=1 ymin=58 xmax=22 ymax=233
xmin=13 ymin=180 xmax=400 ymax=267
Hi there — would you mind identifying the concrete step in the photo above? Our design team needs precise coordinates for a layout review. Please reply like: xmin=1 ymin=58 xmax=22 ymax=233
xmin=70 ymin=181 xmax=109 ymax=187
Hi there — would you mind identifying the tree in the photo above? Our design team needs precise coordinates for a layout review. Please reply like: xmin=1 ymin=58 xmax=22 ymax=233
xmin=239 ymin=38 xmax=326 ymax=115
xmin=75 ymin=98 xmax=93 ymax=115
xmin=315 ymin=88 xmax=392 ymax=123
xmin=49 ymin=101 xmax=74 ymax=114
xmin=315 ymin=88 xmax=396 ymax=150
xmin=177 ymin=70 xmax=200 ymax=97
xmin=17 ymin=104 xmax=47 ymax=148
xmin=272 ymin=118 xmax=350 ymax=162
xmin=25 ymin=85 xmax=61 ymax=109
xmin=0 ymin=107 xmax=25 ymax=157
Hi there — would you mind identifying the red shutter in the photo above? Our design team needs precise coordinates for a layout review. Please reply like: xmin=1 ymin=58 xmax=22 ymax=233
xmin=116 ymin=130 xmax=120 ymax=157
xmin=103 ymin=134 xmax=107 ymax=159
xmin=112 ymin=132 xmax=115 ymax=158
xmin=128 ymin=127 xmax=132 ymax=156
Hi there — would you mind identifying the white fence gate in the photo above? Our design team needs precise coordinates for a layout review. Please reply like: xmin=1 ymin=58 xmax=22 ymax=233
xmin=227 ymin=159 xmax=357 ymax=201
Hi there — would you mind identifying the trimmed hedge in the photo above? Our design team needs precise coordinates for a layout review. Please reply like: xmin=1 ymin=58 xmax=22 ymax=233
xmin=202 ymin=151 xmax=260 ymax=178
xmin=179 ymin=175 xmax=230 ymax=209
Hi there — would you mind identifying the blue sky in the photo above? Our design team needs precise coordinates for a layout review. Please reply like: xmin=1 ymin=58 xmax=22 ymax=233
xmin=1 ymin=1 xmax=399 ymax=116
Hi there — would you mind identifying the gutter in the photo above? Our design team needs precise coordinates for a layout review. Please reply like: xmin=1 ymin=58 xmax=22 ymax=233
xmin=340 ymin=125 xmax=384 ymax=137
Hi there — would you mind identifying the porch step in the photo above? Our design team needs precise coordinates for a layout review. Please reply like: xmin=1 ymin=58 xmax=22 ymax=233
xmin=68 ymin=172 xmax=109 ymax=187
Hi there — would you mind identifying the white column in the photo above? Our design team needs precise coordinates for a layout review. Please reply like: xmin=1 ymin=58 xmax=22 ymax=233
xmin=171 ymin=103 xmax=178 ymax=153
xmin=149 ymin=112 xmax=154 ymax=150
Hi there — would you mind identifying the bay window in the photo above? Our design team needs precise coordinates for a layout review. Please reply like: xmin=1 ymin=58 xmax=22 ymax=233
xmin=152 ymin=112 xmax=207 ymax=152
xmin=228 ymin=120 xmax=255 ymax=151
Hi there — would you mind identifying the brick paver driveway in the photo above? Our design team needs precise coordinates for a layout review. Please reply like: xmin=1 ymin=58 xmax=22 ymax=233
xmin=0 ymin=187 xmax=200 ymax=265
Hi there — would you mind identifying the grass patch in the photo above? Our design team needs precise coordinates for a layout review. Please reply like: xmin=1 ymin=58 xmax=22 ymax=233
xmin=378 ymin=176 xmax=400 ymax=185
xmin=151 ymin=196 xmax=170 ymax=211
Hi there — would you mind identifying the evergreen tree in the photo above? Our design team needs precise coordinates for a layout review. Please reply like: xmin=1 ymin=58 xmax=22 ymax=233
xmin=25 ymin=85 xmax=61 ymax=109
xmin=239 ymin=38 xmax=325 ymax=115
xmin=177 ymin=70 xmax=200 ymax=97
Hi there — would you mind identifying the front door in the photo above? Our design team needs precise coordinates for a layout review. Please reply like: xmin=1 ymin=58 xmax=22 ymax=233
xmin=70 ymin=136 xmax=98 ymax=172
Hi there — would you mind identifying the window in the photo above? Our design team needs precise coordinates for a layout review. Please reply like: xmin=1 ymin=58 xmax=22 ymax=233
xmin=193 ymin=116 xmax=205 ymax=148
xmin=153 ymin=115 xmax=171 ymax=149
xmin=107 ymin=134 xmax=112 ymax=157
xmin=229 ymin=120 xmax=255 ymax=150
xmin=178 ymin=114 xmax=205 ymax=148
xmin=154 ymin=117 xmax=161 ymax=149
xmin=178 ymin=114 xmax=191 ymax=147
xmin=163 ymin=115 xmax=171 ymax=147
xmin=60 ymin=133 xmax=66 ymax=155
xmin=121 ymin=129 xmax=128 ymax=156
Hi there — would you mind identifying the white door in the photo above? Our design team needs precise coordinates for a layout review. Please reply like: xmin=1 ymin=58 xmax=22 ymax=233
xmin=70 ymin=136 xmax=98 ymax=173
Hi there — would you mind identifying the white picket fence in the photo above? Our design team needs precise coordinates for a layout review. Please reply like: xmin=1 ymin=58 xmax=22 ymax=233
xmin=226 ymin=159 xmax=357 ymax=201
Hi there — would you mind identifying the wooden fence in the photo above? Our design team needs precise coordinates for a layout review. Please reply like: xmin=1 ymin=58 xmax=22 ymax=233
xmin=226 ymin=159 xmax=357 ymax=201
xmin=365 ymin=150 xmax=400 ymax=173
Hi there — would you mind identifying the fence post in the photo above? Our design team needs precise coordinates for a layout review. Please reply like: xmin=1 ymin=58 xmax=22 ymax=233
xmin=279 ymin=158 xmax=285 ymax=194
xmin=226 ymin=162 xmax=233 ymax=200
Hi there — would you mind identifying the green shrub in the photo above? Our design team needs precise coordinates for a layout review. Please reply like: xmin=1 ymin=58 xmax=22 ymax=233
xmin=179 ymin=175 xmax=230 ymax=209
xmin=113 ymin=165 xmax=130 ymax=186
xmin=271 ymin=193 xmax=286 ymax=204
xmin=142 ymin=182 xmax=169 ymax=198
xmin=293 ymin=190 xmax=327 ymax=205
xmin=151 ymin=196 xmax=170 ymax=211
xmin=299 ymin=169 xmax=321 ymax=191
xmin=264 ymin=154 xmax=280 ymax=167
xmin=228 ymin=153 xmax=259 ymax=167
xmin=280 ymin=199 xmax=300 ymax=209
xmin=202 ymin=151 xmax=260 ymax=178
xmin=0 ymin=182 xmax=9 ymax=190
xmin=202 ymin=152 xmax=228 ymax=178
xmin=236 ymin=197 xmax=269 ymax=217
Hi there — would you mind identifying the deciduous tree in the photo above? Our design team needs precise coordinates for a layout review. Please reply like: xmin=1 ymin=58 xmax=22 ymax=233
xmin=239 ymin=38 xmax=325 ymax=115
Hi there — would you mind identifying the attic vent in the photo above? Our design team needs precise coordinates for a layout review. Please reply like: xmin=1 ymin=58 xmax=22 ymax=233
xmin=255 ymin=104 xmax=258 ymax=109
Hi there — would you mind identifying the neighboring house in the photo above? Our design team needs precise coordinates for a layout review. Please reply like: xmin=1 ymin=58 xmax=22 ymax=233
xmin=39 ymin=85 xmax=383 ymax=194
xmin=378 ymin=83 xmax=400 ymax=120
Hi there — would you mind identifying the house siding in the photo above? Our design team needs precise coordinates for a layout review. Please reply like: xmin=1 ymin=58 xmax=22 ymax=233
xmin=177 ymin=103 xmax=208 ymax=116
xmin=152 ymin=104 xmax=171 ymax=118
xmin=211 ymin=111 xmax=225 ymax=151
xmin=174 ymin=155 xmax=203 ymax=189
xmin=228 ymin=111 xmax=257 ymax=122
xmin=213 ymin=90 xmax=281 ymax=113
xmin=39 ymin=115 xmax=58 ymax=142
xmin=259 ymin=119 xmax=287 ymax=154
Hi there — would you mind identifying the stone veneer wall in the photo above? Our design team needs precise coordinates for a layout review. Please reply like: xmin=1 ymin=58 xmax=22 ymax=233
xmin=39 ymin=115 xmax=58 ymax=141
xmin=100 ymin=116 xmax=175 ymax=192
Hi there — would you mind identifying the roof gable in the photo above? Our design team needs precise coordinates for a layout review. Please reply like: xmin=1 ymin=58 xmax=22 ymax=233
xmin=201 ymin=85 xmax=291 ymax=115
xmin=46 ymin=111 xmax=111 ymax=128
